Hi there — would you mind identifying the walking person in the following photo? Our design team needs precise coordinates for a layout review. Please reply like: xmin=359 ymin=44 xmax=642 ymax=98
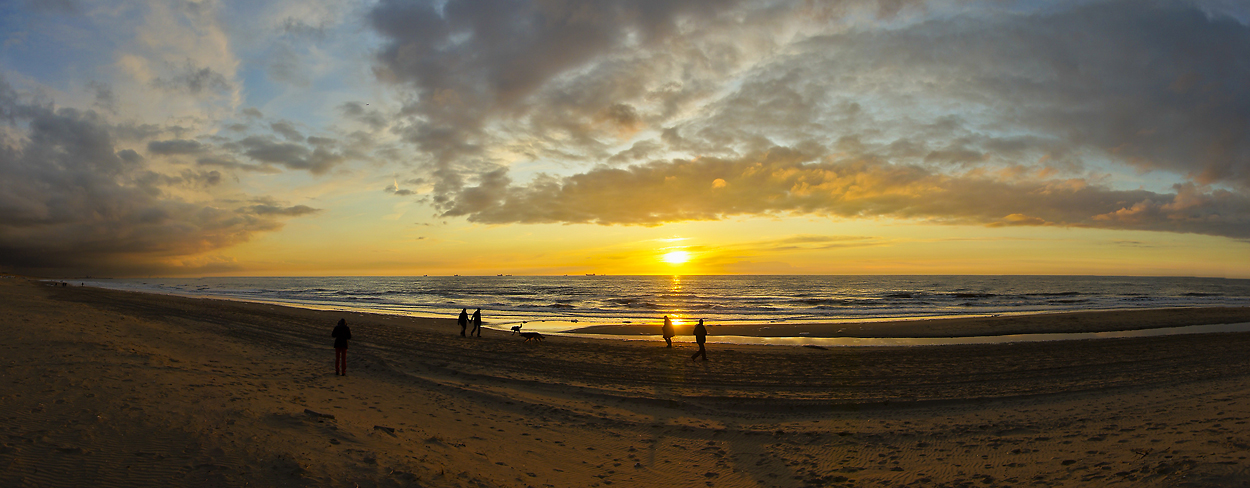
xmin=471 ymin=308 xmax=482 ymax=337
xmin=332 ymin=318 xmax=352 ymax=376
xmin=690 ymin=319 xmax=708 ymax=361
xmin=458 ymin=308 xmax=469 ymax=337
xmin=662 ymin=315 xmax=675 ymax=348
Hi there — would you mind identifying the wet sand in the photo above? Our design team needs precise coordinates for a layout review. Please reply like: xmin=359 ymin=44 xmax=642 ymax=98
xmin=573 ymin=307 xmax=1250 ymax=338
xmin=3 ymin=277 xmax=1250 ymax=486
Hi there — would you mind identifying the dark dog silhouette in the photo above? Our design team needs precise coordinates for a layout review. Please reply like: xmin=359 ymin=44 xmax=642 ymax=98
xmin=511 ymin=323 xmax=544 ymax=342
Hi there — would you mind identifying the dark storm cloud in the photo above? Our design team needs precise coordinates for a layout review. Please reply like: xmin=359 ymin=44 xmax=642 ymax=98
xmin=0 ymin=79 xmax=318 ymax=276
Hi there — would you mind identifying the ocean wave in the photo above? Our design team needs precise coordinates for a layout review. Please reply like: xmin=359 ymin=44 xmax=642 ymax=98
xmin=789 ymin=298 xmax=850 ymax=306
xmin=952 ymin=293 xmax=996 ymax=299
xmin=80 ymin=275 xmax=1250 ymax=327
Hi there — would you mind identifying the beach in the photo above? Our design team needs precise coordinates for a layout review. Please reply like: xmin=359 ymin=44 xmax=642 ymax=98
xmin=574 ymin=307 xmax=1250 ymax=338
xmin=3 ymin=278 xmax=1250 ymax=486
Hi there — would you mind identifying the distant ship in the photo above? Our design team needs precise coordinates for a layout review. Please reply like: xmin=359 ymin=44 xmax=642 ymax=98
xmin=585 ymin=273 xmax=596 ymax=276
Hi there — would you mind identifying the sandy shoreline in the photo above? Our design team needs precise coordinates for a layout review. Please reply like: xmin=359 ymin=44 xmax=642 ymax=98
xmin=3 ymin=277 xmax=1250 ymax=486
xmin=572 ymin=307 xmax=1250 ymax=338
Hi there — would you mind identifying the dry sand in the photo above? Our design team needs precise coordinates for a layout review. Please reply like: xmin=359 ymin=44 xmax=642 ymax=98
xmin=2 ymin=277 xmax=1250 ymax=487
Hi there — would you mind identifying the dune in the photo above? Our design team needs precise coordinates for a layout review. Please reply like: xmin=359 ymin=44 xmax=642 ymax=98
xmin=2 ymin=277 xmax=1249 ymax=486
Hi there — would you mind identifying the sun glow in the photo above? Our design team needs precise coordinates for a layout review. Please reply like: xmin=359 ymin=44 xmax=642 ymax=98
xmin=662 ymin=250 xmax=691 ymax=264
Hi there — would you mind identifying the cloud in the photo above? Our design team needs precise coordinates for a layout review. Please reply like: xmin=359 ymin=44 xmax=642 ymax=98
xmin=110 ymin=122 xmax=165 ymax=141
xmin=743 ymin=234 xmax=884 ymax=252
xmin=368 ymin=0 xmax=760 ymax=205
xmin=384 ymin=178 xmax=415 ymax=196
xmin=716 ymin=0 xmax=1250 ymax=188
xmin=149 ymin=60 xmax=233 ymax=95
xmin=0 ymin=78 xmax=318 ymax=277
xmin=117 ymin=149 xmax=143 ymax=163
xmin=86 ymin=80 xmax=115 ymax=113
xmin=281 ymin=16 xmax=330 ymax=40
xmin=236 ymin=136 xmax=344 ymax=175
xmin=795 ymin=0 xmax=1250 ymax=188
xmin=265 ymin=44 xmax=310 ymax=88
xmin=25 ymin=0 xmax=78 ymax=14
xmin=147 ymin=138 xmax=207 ymax=155
xmin=195 ymin=156 xmax=279 ymax=173
xmin=368 ymin=0 xmax=1250 ymax=240
xmin=339 ymin=102 xmax=389 ymax=131
xmin=270 ymin=121 xmax=304 ymax=141
xmin=439 ymin=146 xmax=1250 ymax=238
xmin=244 ymin=203 xmax=320 ymax=217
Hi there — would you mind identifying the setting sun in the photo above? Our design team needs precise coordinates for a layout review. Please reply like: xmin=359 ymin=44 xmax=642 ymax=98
xmin=662 ymin=250 xmax=691 ymax=265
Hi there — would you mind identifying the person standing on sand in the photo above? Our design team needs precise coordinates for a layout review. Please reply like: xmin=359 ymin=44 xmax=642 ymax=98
xmin=471 ymin=308 xmax=482 ymax=337
xmin=691 ymin=319 xmax=708 ymax=361
xmin=458 ymin=308 xmax=469 ymax=337
xmin=332 ymin=318 xmax=352 ymax=376
xmin=662 ymin=315 xmax=675 ymax=347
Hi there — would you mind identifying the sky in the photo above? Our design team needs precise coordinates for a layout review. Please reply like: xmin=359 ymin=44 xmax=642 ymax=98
xmin=1 ymin=0 xmax=1249 ymax=278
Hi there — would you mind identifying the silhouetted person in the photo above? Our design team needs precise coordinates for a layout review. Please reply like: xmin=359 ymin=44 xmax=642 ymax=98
xmin=458 ymin=308 xmax=469 ymax=337
xmin=662 ymin=315 xmax=675 ymax=348
xmin=332 ymin=318 xmax=352 ymax=376
xmin=691 ymin=319 xmax=707 ymax=361
xmin=471 ymin=308 xmax=482 ymax=337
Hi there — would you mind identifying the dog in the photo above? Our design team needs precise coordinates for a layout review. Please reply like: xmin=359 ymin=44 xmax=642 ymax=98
xmin=511 ymin=323 xmax=544 ymax=342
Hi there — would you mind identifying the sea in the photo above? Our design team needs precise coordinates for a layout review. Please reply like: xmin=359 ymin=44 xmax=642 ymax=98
xmin=76 ymin=275 xmax=1250 ymax=338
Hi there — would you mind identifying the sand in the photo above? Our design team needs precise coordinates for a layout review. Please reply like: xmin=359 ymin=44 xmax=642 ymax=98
xmin=2 ymin=277 xmax=1250 ymax=487
xmin=574 ymin=307 xmax=1250 ymax=338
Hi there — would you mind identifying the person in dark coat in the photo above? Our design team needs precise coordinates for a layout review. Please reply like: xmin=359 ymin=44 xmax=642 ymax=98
xmin=332 ymin=318 xmax=352 ymax=376
xmin=662 ymin=315 xmax=675 ymax=348
xmin=458 ymin=308 xmax=469 ymax=337
xmin=690 ymin=319 xmax=707 ymax=361
xmin=471 ymin=308 xmax=482 ymax=337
